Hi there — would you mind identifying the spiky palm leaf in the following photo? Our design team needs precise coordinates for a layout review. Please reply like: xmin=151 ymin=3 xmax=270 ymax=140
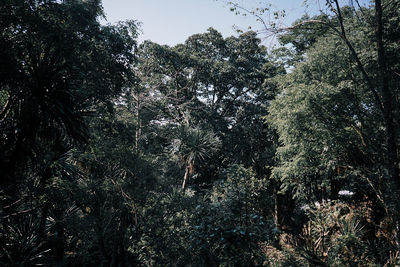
xmin=170 ymin=126 xmax=221 ymax=190
xmin=171 ymin=126 xmax=220 ymax=169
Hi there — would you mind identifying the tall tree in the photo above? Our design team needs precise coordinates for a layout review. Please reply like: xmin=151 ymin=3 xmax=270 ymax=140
xmin=0 ymin=1 xmax=138 ymax=264
xmin=267 ymin=0 xmax=400 ymax=260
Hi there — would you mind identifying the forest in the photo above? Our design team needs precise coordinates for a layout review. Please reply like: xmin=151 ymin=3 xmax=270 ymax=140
xmin=1 ymin=0 xmax=400 ymax=266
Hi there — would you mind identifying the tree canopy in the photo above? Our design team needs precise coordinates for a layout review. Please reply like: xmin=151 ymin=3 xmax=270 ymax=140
xmin=1 ymin=0 xmax=400 ymax=266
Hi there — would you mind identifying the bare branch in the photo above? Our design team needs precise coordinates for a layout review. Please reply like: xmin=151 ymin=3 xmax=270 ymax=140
xmin=229 ymin=2 xmax=270 ymax=34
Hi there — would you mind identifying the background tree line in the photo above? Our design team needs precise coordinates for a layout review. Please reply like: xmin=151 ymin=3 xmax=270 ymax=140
xmin=0 ymin=0 xmax=399 ymax=266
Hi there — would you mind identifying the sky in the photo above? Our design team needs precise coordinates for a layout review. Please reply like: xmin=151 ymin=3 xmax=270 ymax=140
xmin=100 ymin=0 xmax=312 ymax=47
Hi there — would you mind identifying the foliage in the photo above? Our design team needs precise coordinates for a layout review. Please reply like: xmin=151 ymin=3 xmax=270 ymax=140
xmin=0 ymin=0 xmax=138 ymax=265
xmin=1 ymin=0 xmax=400 ymax=266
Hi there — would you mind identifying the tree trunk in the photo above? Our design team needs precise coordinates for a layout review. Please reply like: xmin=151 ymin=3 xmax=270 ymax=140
xmin=182 ymin=165 xmax=190 ymax=191
xmin=273 ymin=186 xmax=279 ymax=228
xmin=135 ymin=93 xmax=142 ymax=153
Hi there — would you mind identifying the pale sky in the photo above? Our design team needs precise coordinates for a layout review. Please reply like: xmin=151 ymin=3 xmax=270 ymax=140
xmin=101 ymin=0 xmax=311 ymax=46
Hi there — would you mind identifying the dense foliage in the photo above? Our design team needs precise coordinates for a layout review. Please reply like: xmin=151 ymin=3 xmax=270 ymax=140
xmin=1 ymin=0 xmax=399 ymax=266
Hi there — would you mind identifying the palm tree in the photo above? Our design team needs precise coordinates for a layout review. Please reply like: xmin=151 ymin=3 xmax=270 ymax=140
xmin=171 ymin=126 xmax=221 ymax=191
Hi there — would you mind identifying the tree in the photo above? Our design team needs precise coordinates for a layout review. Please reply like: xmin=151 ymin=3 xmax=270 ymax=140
xmin=170 ymin=126 xmax=221 ymax=190
xmin=135 ymin=28 xmax=281 ymax=189
xmin=267 ymin=1 xmax=400 ymax=263
xmin=0 ymin=0 xmax=138 ymax=264
xmin=123 ymin=28 xmax=282 ymax=265
xmin=0 ymin=0 xmax=137 ymax=183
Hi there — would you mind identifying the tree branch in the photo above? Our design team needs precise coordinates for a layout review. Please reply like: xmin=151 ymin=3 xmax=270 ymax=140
xmin=333 ymin=0 xmax=384 ymax=113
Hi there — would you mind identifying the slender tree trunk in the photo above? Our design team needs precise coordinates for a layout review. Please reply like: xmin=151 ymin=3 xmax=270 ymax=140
xmin=182 ymin=165 xmax=190 ymax=191
xmin=273 ymin=186 xmax=279 ymax=228
xmin=135 ymin=94 xmax=141 ymax=153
